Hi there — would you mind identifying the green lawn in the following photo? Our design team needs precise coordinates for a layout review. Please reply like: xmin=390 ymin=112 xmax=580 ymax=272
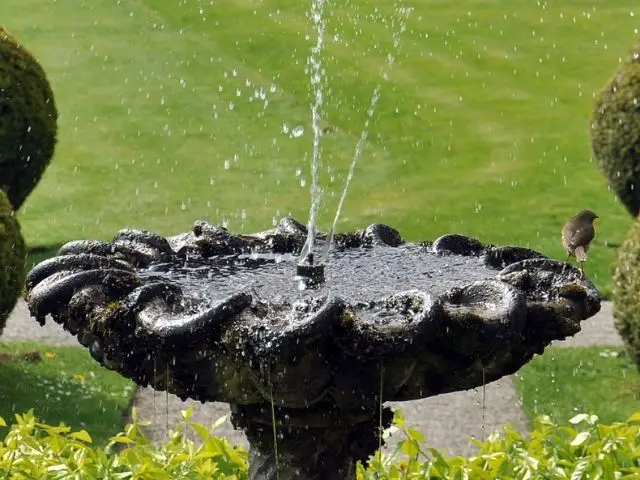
xmin=515 ymin=347 xmax=640 ymax=426
xmin=2 ymin=1 xmax=638 ymax=296
xmin=0 ymin=342 xmax=137 ymax=446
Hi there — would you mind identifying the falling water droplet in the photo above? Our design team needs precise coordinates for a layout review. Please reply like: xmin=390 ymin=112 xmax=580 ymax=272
xmin=291 ymin=125 xmax=305 ymax=138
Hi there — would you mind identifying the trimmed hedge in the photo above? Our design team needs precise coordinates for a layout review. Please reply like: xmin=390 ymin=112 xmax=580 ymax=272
xmin=613 ymin=219 xmax=640 ymax=368
xmin=0 ymin=189 xmax=25 ymax=335
xmin=0 ymin=26 xmax=57 ymax=210
xmin=591 ymin=42 xmax=640 ymax=217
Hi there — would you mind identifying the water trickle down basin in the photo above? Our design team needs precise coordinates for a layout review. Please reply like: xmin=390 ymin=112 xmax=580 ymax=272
xmin=25 ymin=217 xmax=600 ymax=480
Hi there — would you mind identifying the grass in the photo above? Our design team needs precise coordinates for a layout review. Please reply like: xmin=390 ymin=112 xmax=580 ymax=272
xmin=514 ymin=347 xmax=640 ymax=426
xmin=0 ymin=1 xmax=637 ymax=296
xmin=0 ymin=341 xmax=137 ymax=446
xmin=25 ymin=244 xmax=64 ymax=275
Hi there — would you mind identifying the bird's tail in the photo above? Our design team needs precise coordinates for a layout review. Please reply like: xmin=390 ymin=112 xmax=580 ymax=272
xmin=574 ymin=246 xmax=588 ymax=262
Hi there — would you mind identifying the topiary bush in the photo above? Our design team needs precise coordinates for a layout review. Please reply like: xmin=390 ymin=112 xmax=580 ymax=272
xmin=613 ymin=220 xmax=640 ymax=368
xmin=0 ymin=26 xmax=57 ymax=211
xmin=0 ymin=189 xmax=25 ymax=336
xmin=590 ymin=42 xmax=640 ymax=217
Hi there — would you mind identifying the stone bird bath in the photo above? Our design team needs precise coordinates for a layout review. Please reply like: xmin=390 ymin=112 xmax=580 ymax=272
xmin=25 ymin=217 xmax=600 ymax=479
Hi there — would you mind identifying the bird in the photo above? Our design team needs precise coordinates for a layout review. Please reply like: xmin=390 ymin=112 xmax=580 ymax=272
xmin=562 ymin=209 xmax=598 ymax=275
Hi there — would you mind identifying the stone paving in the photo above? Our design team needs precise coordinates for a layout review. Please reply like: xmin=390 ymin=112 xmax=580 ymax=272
xmin=3 ymin=299 xmax=623 ymax=457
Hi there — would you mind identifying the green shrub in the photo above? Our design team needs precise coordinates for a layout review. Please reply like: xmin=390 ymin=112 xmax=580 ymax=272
xmin=613 ymin=220 xmax=640 ymax=368
xmin=590 ymin=42 xmax=640 ymax=217
xmin=361 ymin=410 xmax=640 ymax=479
xmin=0 ymin=408 xmax=248 ymax=479
xmin=0 ymin=189 xmax=25 ymax=335
xmin=0 ymin=26 xmax=58 ymax=210
xmin=1 ymin=407 xmax=638 ymax=479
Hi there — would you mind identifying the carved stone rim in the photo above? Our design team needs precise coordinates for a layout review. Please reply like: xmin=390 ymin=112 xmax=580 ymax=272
xmin=25 ymin=217 xmax=601 ymax=407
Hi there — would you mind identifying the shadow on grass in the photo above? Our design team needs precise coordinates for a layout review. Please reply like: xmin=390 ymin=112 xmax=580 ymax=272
xmin=25 ymin=243 xmax=64 ymax=274
xmin=0 ymin=342 xmax=137 ymax=446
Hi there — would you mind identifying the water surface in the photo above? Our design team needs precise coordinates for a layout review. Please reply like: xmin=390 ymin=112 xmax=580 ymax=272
xmin=138 ymin=245 xmax=498 ymax=306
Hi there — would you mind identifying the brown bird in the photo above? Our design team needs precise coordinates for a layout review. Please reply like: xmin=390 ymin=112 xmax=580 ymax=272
xmin=562 ymin=209 xmax=598 ymax=275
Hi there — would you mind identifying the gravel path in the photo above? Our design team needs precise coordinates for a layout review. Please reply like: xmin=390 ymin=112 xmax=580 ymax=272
xmin=552 ymin=302 xmax=620 ymax=347
xmin=3 ymin=300 xmax=80 ymax=346
xmin=3 ymin=299 xmax=623 ymax=456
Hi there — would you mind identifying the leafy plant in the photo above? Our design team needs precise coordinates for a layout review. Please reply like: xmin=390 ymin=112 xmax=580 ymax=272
xmin=0 ymin=407 xmax=248 ymax=479
xmin=359 ymin=410 xmax=640 ymax=479
xmin=1 ymin=407 xmax=638 ymax=479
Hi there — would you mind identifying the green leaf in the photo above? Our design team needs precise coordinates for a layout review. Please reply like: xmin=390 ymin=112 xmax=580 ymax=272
xmin=109 ymin=435 xmax=134 ymax=444
xmin=428 ymin=447 xmax=451 ymax=475
xmin=46 ymin=464 xmax=69 ymax=472
xmin=569 ymin=414 xmax=589 ymax=425
xmin=571 ymin=459 xmax=590 ymax=480
xmin=406 ymin=428 xmax=425 ymax=443
xmin=70 ymin=430 xmax=93 ymax=444
xmin=211 ymin=415 xmax=228 ymax=430
xmin=570 ymin=431 xmax=590 ymax=447
xmin=627 ymin=411 xmax=640 ymax=424
xmin=191 ymin=422 xmax=210 ymax=442
xmin=181 ymin=406 xmax=194 ymax=422
xmin=393 ymin=409 xmax=405 ymax=428
xmin=400 ymin=439 xmax=419 ymax=457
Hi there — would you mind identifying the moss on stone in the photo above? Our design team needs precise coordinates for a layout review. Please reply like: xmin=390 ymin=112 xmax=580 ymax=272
xmin=88 ymin=301 xmax=125 ymax=339
xmin=0 ymin=27 xmax=57 ymax=210
xmin=557 ymin=283 xmax=588 ymax=301
xmin=340 ymin=310 xmax=355 ymax=328
xmin=590 ymin=43 xmax=640 ymax=217
xmin=612 ymin=219 xmax=640 ymax=368
xmin=0 ymin=189 xmax=26 ymax=335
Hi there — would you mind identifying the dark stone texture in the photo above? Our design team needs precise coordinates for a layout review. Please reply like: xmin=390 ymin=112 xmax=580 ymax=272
xmin=25 ymin=218 xmax=601 ymax=479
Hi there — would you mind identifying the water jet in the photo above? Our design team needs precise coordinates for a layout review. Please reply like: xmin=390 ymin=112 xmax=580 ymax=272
xmin=296 ymin=252 xmax=325 ymax=287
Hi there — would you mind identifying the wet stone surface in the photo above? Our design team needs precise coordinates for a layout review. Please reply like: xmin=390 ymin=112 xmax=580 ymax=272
xmin=138 ymin=245 xmax=498 ymax=307
xmin=24 ymin=217 xmax=601 ymax=480
xmin=25 ymin=217 xmax=601 ymax=404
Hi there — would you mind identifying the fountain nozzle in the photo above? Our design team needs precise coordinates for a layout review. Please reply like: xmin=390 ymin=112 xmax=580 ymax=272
xmin=296 ymin=252 xmax=325 ymax=286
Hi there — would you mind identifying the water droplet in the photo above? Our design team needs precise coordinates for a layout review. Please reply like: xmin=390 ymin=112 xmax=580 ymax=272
xmin=291 ymin=125 xmax=305 ymax=138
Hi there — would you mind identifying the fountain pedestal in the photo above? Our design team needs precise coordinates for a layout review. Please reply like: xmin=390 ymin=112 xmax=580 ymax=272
xmin=25 ymin=218 xmax=600 ymax=478
xmin=234 ymin=403 xmax=393 ymax=480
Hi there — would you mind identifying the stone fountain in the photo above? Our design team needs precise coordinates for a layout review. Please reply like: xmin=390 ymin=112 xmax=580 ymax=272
xmin=26 ymin=217 xmax=600 ymax=479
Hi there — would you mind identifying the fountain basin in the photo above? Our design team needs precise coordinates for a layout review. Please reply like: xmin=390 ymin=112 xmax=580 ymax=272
xmin=25 ymin=217 xmax=600 ymax=479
